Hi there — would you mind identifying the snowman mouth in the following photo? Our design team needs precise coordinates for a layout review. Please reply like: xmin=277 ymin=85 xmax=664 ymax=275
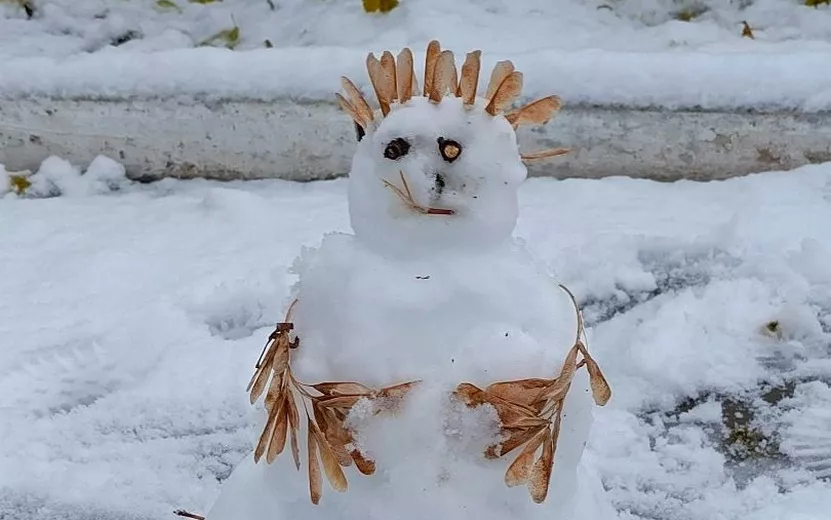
xmin=381 ymin=170 xmax=456 ymax=216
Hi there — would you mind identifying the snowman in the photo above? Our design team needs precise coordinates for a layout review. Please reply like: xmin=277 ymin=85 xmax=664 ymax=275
xmin=203 ymin=41 xmax=614 ymax=520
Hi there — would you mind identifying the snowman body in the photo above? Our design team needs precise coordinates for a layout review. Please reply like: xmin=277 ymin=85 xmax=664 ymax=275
xmin=205 ymin=42 xmax=613 ymax=520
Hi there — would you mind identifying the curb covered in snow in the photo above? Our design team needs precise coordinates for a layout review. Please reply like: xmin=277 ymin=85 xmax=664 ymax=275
xmin=1 ymin=97 xmax=830 ymax=182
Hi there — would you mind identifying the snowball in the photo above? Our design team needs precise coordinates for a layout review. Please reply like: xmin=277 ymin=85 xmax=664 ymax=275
xmin=28 ymin=156 xmax=82 ymax=197
xmin=83 ymin=154 xmax=129 ymax=193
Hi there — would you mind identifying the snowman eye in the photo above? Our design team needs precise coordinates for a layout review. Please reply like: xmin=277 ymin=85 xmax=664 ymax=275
xmin=384 ymin=138 xmax=411 ymax=160
xmin=437 ymin=137 xmax=462 ymax=163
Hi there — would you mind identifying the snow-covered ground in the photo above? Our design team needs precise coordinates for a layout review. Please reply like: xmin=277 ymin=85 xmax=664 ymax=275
xmin=2 ymin=0 xmax=831 ymax=110
xmin=2 ymin=156 xmax=831 ymax=519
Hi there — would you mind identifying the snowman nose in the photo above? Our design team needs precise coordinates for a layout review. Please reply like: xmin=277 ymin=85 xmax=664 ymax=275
xmin=433 ymin=173 xmax=446 ymax=195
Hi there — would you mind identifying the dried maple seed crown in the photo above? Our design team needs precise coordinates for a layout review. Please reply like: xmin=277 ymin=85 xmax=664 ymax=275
xmin=247 ymin=284 xmax=611 ymax=506
xmin=336 ymin=40 xmax=571 ymax=164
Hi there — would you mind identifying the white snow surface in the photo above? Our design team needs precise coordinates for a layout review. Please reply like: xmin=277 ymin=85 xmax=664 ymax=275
xmin=2 ymin=158 xmax=831 ymax=519
xmin=2 ymin=0 xmax=831 ymax=110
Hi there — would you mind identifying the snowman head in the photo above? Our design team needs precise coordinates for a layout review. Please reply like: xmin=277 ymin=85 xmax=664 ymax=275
xmin=338 ymin=41 xmax=568 ymax=257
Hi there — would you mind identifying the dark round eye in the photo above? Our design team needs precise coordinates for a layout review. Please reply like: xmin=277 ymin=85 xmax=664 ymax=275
xmin=384 ymin=138 xmax=410 ymax=160
xmin=437 ymin=137 xmax=462 ymax=163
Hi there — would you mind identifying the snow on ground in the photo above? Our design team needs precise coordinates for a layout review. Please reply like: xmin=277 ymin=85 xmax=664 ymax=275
xmin=2 ymin=0 xmax=831 ymax=110
xmin=2 ymin=157 xmax=831 ymax=519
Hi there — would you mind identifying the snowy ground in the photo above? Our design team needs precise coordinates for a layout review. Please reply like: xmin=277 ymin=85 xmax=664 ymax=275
xmin=2 ymin=157 xmax=831 ymax=519
xmin=2 ymin=0 xmax=831 ymax=110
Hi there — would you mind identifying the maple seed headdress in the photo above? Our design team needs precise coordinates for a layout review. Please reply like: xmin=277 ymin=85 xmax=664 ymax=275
xmin=336 ymin=40 xmax=570 ymax=164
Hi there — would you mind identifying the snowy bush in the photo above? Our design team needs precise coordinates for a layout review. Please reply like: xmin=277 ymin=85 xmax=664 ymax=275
xmin=3 ymin=155 xmax=131 ymax=198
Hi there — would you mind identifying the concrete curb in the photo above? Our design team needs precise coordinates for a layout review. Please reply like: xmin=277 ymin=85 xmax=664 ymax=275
xmin=1 ymin=97 xmax=830 ymax=182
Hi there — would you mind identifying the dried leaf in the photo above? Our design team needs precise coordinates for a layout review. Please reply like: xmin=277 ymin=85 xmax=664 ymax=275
xmin=316 ymin=394 xmax=365 ymax=409
xmin=500 ymin=415 xmax=550 ymax=430
xmin=380 ymin=51 xmax=398 ymax=102
xmin=454 ymin=382 xmax=486 ymax=405
xmin=536 ymin=345 xmax=580 ymax=404
xmin=335 ymin=93 xmax=364 ymax=128
xmin=527 ymin=429 xmax=554 ymax=503
xmin=287 ymin=392 xmax=300 ymax=429
xmin=340 ymin=77 xmax=375 ymax=126
xmin=429 ymin=50 xmax=457 ymax=103
xmin=366 ymin=53 xmax=392 ymax=116
xmin=312 ymin=382 xmax=374 ymax=397
xmin=486 ymin=378 xmax=553 ymax=407
xmin=254 ymin=407 xmax=278 ymax=463
xmin=246 ymin=338 xmax=277 ymax=399
xmin=264 ymin=371 xmax=284 ymax=412
xmin=505 ymin=95 xmax=562 ymax=128
xmin=585 ymin=358 xmax=612 ymax=406
xmin=396 ymin=47 xmax=414 ymax=103
xmin=487 ymin=425 xmax=546 ymax=459
xmin=289 ymin=424 xmax=301 ymax=470
xmin=311 ymin=424 xmax=348 ymax=492
xmin=266 ymin=403 xmax=289 ymax=463
xmin=351 ymin=449 xmax=377 ymax=475
xmin=485 ymin=71 xmax=523 ymax=115
xmin=315 ymin=405 xmax=353 ymax=467
xmin=271 ymin=339 xmax=290 ymax=375
xmin=423 ymin=40 xmax=441 ymax=97
xmin=246 ymin=367 xmax=268 ymax=403
xmin=375 ymin=381 xmax=419 ymax=412
xmin=307 ymin=417 xmax=322 ymax=505
xmin=484 ymin=60 xmax=514 ymax=101
xmin=505 ymin=428 xmax=547 ymax=487
xmin=458 ymin=50 xmax=481 ymax=106
xmin=520 ymin=147 xmax=571 ymax=163
xmin=454 ymin=382 xmax=537 ymax=425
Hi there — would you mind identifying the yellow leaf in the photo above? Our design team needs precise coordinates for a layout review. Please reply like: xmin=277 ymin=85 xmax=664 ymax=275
xmin=190 ymin=0 xmax=220 ymax=4
xmin=199 ymin=20 xmax=240 ymax=49
xmin=378 ymin=0 xmax=399 ymax=13
xmin=156 ymin=0 xmax=182 ymax=12
xmin=362 ymin=0 xmax=380 ymax=12
xmin=364 ymin=0 xmax=399 ymax=13
xmin=741 ymin=21 xmax=755 ymax=40
xmin=8 ymin=174 xmax=31 ymax=195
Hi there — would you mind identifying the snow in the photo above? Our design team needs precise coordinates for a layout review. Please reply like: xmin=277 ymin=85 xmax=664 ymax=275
xmin=2 ymin=0 xmax=831 ymax=110
xmin=2 ymin=154 xmax=831 ymax=519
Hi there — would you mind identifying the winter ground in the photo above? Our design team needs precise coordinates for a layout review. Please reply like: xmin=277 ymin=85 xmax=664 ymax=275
xmin=2 ymin=158 xmax=831 ymax=519
xmin=2 ymin=0 xmax=831 ymax=110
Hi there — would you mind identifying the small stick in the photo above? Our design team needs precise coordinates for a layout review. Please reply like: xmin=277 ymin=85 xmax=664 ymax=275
xmin=174 ymin=510 xmax=205 ymax=520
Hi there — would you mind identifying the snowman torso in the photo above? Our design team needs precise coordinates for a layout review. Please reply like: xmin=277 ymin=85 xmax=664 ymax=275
xmin=290 ymin=232 xmax=580 ymax=388
xmin=207 ymin=233 xmax=596 ymax=520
